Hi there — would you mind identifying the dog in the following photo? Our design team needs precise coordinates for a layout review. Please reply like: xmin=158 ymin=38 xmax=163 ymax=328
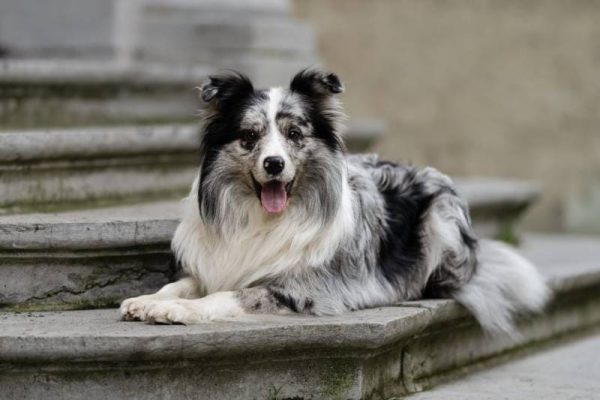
xmin=120 ymin=69 xmax=550 ymax=333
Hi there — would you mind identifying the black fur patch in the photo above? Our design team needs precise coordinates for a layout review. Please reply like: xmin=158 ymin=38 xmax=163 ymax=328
xmin=377 ymin=169 xmax=434 ymax=285
xmin=290 ymin=68 xmax=344 ymax=95
xmin=289 ymin=69 xmax=345 ymax=152
xmin=267 ymin=287 xmax=299 ymax=313
xmin=197 ymin=73 xmax=267 ymax=220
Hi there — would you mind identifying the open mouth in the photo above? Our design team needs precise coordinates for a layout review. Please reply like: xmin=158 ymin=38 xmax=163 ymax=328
xmin=251 ymin=175 xmax=294 ymax=214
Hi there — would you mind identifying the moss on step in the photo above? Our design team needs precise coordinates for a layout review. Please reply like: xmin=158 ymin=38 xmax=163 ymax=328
xmin=319 ymin=360 xmax=357 ymax=399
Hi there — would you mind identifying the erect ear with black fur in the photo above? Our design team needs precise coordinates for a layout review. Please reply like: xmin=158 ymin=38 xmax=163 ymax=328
xmin=289 ymin=69 xmax=344 ymax=97
xmin=197 ymin=72 xmax=255 ymax=109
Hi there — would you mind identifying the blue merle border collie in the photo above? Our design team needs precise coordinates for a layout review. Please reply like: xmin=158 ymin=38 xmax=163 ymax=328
xmin=121 ymin=69 xmax=550 ymax=334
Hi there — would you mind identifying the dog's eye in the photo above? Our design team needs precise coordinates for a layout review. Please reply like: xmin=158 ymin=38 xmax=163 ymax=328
xmin=242 ymin=130 xmax=259 ymax=143
xmin=288 ymin=128 xmax=303 ymax=142
xmin=240 ymin=130 xmax=260 ymax=149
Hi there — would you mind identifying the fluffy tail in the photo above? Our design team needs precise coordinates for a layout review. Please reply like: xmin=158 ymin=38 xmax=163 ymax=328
xmin=455 ymin=239 xmax=551 ymax=334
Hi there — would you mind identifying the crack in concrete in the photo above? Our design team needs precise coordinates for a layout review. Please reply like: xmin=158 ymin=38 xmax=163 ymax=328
xmin=22 ymin=267 xmax=163 ymax=303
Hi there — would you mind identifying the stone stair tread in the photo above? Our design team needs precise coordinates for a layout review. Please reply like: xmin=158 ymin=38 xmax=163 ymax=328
xmin=0 ymin=124 xmax=200 ymax=162
xmin=0 ymin=306 xmax=429 ymax=361
xmin=454 ymin=177 xmax=539 ymax=208
xmin=0 ymin=200 xmax=181 ymax=250
xmin=0 ymin=59 xmax=211 ymax=84
xmin=521 ymin=234 xmax=600 ymax=280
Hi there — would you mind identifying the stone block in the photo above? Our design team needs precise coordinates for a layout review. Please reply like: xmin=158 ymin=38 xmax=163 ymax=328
xmin=0 ymin=0 xmax=137 ymax=61
xmin=0 ymin=125 xmax=201 ymax=212
xmin=0 ymin=201 xmax=180 ymax=310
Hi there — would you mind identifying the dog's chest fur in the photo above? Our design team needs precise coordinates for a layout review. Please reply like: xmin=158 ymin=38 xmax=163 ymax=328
xmin=172 ymin=176 xmax=354 ymax=294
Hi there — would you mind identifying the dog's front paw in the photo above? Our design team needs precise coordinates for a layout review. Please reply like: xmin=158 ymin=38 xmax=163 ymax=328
xmin=142 ymin=293 xmax=245 ymax=325
xmin=143 ymin=300 xmax=199 ymax=325
xmin=120 ymin=294 xmax=163 ymax=321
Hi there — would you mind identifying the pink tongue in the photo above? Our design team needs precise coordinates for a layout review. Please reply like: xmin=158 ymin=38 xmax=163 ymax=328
xmin=260 ymin=181 xmax=287 ymax=214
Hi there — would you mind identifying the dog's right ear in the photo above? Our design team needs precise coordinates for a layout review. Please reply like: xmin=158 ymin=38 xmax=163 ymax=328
xmin=290 ymin=68 xmax=344 ymax=98
xmin=197 ymin=72 xmax=255 ymax=109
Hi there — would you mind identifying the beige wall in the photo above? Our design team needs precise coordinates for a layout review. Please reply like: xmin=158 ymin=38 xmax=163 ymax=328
xmin=293 ymin=0 xmax=600 ymax=232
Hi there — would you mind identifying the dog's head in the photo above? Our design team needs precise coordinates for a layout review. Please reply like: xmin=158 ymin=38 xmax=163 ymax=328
xmin=196 ymin=69 xmax=347 ymax=228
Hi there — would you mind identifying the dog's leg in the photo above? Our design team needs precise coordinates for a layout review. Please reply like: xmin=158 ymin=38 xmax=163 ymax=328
xmin=143 ymin=286 xmax=306 ymax=325
xmin=120 ymin=276 xmax=201 ymax=321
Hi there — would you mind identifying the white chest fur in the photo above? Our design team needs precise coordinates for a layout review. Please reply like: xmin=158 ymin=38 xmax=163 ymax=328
xmin=171 ymin=177 xmax=355 ymax=294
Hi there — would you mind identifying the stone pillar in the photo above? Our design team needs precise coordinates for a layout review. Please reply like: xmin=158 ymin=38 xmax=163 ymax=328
xmin=0 ymin=0 xmax=139 ymax=64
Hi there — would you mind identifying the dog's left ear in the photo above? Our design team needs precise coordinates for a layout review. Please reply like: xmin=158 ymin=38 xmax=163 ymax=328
xmin=196 ymin=72 xmax=255 ymax=110
xmin=290 ymin=69 xmax=344 ymax=97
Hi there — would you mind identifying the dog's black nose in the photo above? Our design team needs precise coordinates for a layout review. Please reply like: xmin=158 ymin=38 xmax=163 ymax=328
xmin=263 ymin=156 xmax=285 ymax=175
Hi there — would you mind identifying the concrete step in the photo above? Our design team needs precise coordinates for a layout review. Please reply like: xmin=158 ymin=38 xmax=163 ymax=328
xmin=0 ymin=201 xmax=179 ymax=310
xmin=409 ymin=333 xmax=600 ymax=400
xmin=455 ymin=177 xmax=540 ymax=241
xmin=0 ymin=233 xmax=599 ymax=399
xmin=0 ymin=58 xmax=312 ymax=129
xmin=0 ymin=122 xmax=385 ymax=214
xmin=0 ymin=60 xmax=207 ymax=129
xmin=0 ymin=124 xmax=200 ymax=214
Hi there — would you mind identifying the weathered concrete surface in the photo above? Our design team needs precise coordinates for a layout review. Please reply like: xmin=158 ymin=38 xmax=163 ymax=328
xmin=0 ymin=124 xmax=201 ymax=162
xmin=0 ymin=201 xmax=181 ymax=309
xmin=0 ymin=60 xmax=205 ymax=129
xmin=0 ymin=125 xmax=200 ymax=213
xmin=0 ymin=200 xmax=180 ymax=249
xmin=0 ymin=234 xmax=599 ymax=399
xmin=0 ymin=251 xmax=174 ymax=311
xmin=455 ymin=178 xmax=539 ymax=239
xmin=410 ymin=333 xmax=600 ymax=400
xmin=0 ymin=59 xmax=210 ymax=84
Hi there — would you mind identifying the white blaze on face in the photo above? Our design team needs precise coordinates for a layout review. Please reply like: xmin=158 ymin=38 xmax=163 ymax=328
xmin=260 ymin=87 xmax=291 ymax=170
xmin=256 ymin=87 xmax=293 ymax=214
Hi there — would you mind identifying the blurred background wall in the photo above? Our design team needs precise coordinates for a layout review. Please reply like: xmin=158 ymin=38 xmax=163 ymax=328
xmin=293 ymin=0 xmax=600 ymax=233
